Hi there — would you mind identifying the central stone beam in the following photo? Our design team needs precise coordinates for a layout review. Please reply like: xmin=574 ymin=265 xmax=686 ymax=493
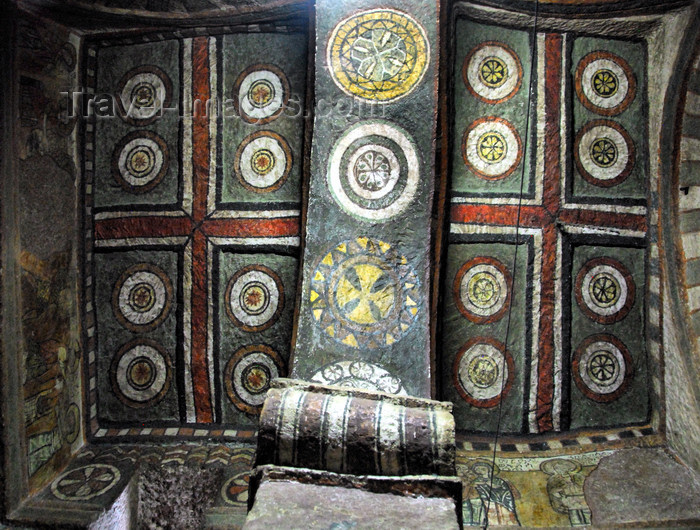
xmin=291 ymin=0 xmax=439 ymax=398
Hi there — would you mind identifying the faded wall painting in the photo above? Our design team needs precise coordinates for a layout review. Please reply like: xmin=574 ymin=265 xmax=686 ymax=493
xmin=16 ymin=18 xmax=83 ymax=490
xmin=291 ymin=0 xmax=439 ymax=398
xmin=85 ymin=28 xmax=306 ymax=437
xmin=457 ymin=451 xmax=607 ymax=527
xmin=442 ymin=17 xmax=654 ymax=434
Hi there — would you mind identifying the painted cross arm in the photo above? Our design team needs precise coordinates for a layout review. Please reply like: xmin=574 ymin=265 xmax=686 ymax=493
xmin=450 ymin=204 xmax=646 ymax=233
xmin=94 ymin=215 xmax=300 ymax=241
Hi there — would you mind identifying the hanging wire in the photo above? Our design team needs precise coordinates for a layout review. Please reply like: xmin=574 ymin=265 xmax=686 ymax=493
xmin=482 ymin=1 xmax=540 ymax=527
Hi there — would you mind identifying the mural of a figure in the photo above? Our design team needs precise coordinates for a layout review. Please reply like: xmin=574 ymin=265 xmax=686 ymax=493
xmin=540 ymin=458 xmax=592 ymax=526
xmin=461 ymin=460 xmax=521 ymax=526
xmin=21 ymin=250 xmax=80 ymax=480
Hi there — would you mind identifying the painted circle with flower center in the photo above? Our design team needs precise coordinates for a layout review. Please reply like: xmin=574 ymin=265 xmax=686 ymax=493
xmin=574 ymin=120 xmax=634 ymax=187
xmin=113 ymin=263 xmax=173 ymax=332
xmin=113 ymin=131 xmax=169 ymax=193
xmin=576 ymin=51 xmax=636 ymax=115
xmin=575 ymin=256 xmax=635 ymax=324
xmin=328 ymin=121 xmax=419 ymax=222
xmin=110 ymin=339 xmax=172 ymax=408
xmin=573 ymin=334 xmax=633 ymax=402
xmin=327 ymin=9 xmax=429 ymax=103
xmin=225 ymin=265 xmax=284 ymax=332
xmin=117 ymin=65 xmax=172 ymax=124
xmin=454 ymin=337 xmax=514 ymax=408
xmin=51 ymin=464 xmax=121 ymax=501
xmin=454 ymin=257 xmax=511 ymax=324
xmin=234 ymin=64 xmax=289 ymax=124
xmin=463 ymin=41 xmax=522 ymax=104
xmin=462 ymin=117 xmax=522 ymax=180
xmin=348 ymin=144 xmax=400 ymax=200
xmin=221 ymin=472 xmax=250 ymax=506
xmin=235 ymin=131 xmax=292 ymax=193
xmin=225 ymin=345 xmax=284 ymax=415
xmin=310 ymin=237 xmax=420 ymax=349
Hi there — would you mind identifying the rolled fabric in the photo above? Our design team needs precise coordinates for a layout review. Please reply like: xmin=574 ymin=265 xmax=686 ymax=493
xmin=255 ymin=378 xmax=455 ymax=476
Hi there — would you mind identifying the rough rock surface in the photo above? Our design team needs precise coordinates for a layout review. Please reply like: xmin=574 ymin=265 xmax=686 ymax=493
xmin=244 ymin=480 xmax=460 ymax=530
xmin=585 ymin=447 xmax=700 ymax=526
xmin=137 ymin=465 xmax=223 ymax=530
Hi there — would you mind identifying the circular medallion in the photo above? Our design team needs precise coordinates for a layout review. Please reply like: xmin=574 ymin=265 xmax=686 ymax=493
xmin=51 ymin=464 xmax=121 ymax=501
xmin=112 ymin=263 xmax=173 ymax=332
xmin=454 ymin=337 xmax=514 ymax=408
xmin=575 ymin=256 xmax=635 ymax=324
xmin=310 ymin=237 xmax=420 ymax=349
xmin=116 ymin=65 xmax=172 ymax=125
xmin=234 ymin=131 xmax=292 ymax=193
xmin=463 ymin=41 xmax=523 ymax=104
xmin=574 ymin=120 xmax=635 ymax=187
xmin=573 ymin=334 xmax=633 ymax=402
xmin=112 ymin=131 xmax=169 ymax=194
xmin=233 ymin=64 xmax=289 ymax=124
xmin=221 ymin=472 xmax=250 ymax=506
xmin=310 ymin=360 xmax=408 ymax=395
xmin=224 ymin=344 xmax=285 ymax=415
xmin=327 ymin=9 xmax=429 ymax=103
xmin=462 ymin=117 xmax=523 ymax=180
xmin=454 ymin=257 xmax=512 ymax=324
xmin=62 ymin=403 xmax=81 ymax=444
xmin=575 ymin=51 xmax=636 ymax=116
xmin=110 ymin=339 xmax=172 ymax=408
xmin=225 ymin=265 xmax=284 ymax=332
xmin=328 ymin=121 xmax=420 ymax=222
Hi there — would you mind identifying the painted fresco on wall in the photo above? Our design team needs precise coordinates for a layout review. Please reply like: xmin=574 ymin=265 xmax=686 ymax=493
xmin=16 ymin=19 xmax=83 ymax=490
xmin=86 ymin=28 xmax=306 ymax=435
xmin=291 ymin=0 xmax=438 ymax=398
xmin=443 ymin=19 xmax=650 ymax=434
xmin=457 ymin=451 xmax=608 ymax=527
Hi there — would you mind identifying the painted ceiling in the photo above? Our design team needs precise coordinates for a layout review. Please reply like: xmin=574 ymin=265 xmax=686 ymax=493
xmin=72 ymin=1 xmax=659 ymax=444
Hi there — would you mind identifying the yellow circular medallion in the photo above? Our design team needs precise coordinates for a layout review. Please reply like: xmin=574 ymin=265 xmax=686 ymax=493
xmin=327 ymin=9 xmax=429 ymax=103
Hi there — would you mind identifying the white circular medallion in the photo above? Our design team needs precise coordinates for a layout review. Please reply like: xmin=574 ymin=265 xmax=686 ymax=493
xmin=117 ymin=66 xmax=172 ymax=124
xmin=118 ymin=271 xmax=166 ymax=324
xmin=111 ymin=339 xmax=172 ymax=407
xmin=112 ymin=263 xmax=173 ymax=332
xmin=112 ymin=131 xmax=169 ymax=193
xmin=573 ymin=334 xmax=633 ymax=403
xmin=234 ymin=65 xmax=289 ymax=124
xmin=462 ymin=117 xmax=522 ymax=180
xmin=575 ymin=51 xmax=636 ymax=116
xmin=578 ymin=340 xmax=626 ymax=395
xmin=225 ymin=265 xmax=283 ymax=332
xmin=463 ymin=41 xmax=522 ymax=104
xmin=575 ymin=256 xmax=635 ymax=324
xmin=456 ymin=258 xmax=510 ymax=322
xmin=51 ymin=464 xmax=121 ymax=501
xmin=225 ymin=345 xmax=284 ymax=414
xmin=575 ymin=122 xmax=632 ymax=183
xmin=328 ymin=121 xmax=419 ymax=222
xmin=581 ymin=264 xmax=628 ymax=317
xmin=457 ymin=341 xmax=508 ymax=403
xmin=235 ymin=131 xmax=292 ymax=193
xmin=232 ymin=352 xmax=278 ymax=407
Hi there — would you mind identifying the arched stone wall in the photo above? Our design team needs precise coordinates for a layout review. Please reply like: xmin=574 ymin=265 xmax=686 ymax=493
xmin=665 ymin=18 xmax=700 ymax=472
